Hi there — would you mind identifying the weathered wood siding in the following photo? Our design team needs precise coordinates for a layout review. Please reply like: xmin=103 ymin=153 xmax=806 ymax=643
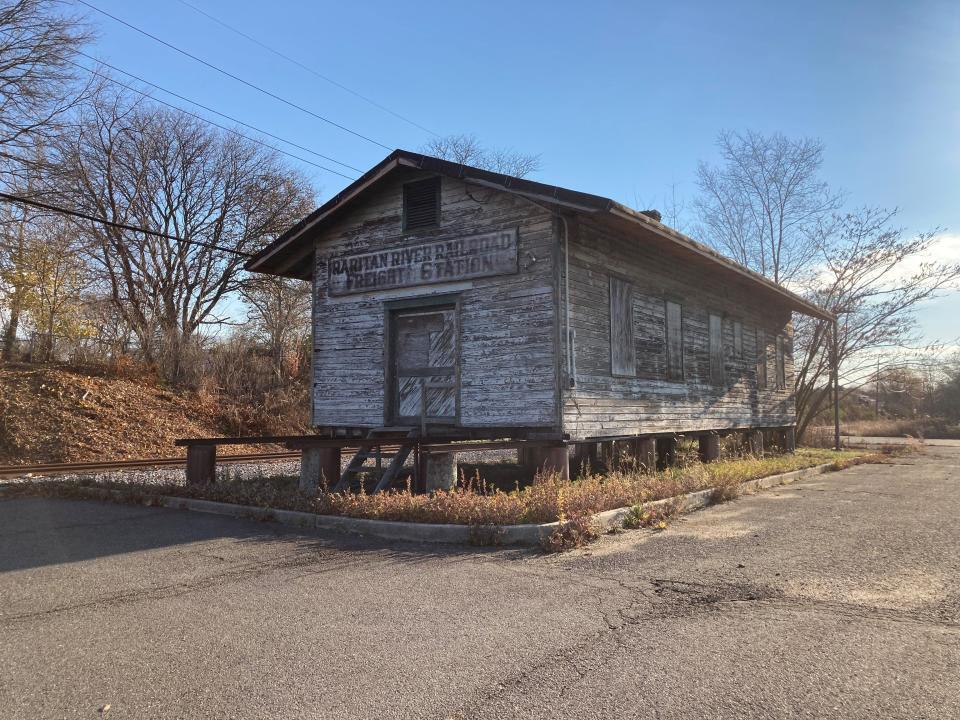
xmin=561 ymin=215 xmax=796 ymax=439
xmin=311 ymin=168 xmax=559 ymax=428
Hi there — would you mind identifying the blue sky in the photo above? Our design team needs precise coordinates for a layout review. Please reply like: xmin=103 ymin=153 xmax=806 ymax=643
xmin=78 ymin=0 xmax=960 ymax=342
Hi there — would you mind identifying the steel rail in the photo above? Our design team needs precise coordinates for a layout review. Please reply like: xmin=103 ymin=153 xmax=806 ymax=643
xmin=0 ymin=451 xmax=301 ymax=478
xmin=0 ymin=446 xmax=405 ymax=479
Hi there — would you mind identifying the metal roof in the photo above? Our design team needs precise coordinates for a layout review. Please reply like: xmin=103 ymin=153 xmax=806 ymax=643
xmin=246 ymin=149 xmax=834 ymax=321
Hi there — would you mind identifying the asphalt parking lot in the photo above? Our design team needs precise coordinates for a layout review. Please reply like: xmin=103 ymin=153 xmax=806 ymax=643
xmin=1 ymin=443 xmax=958 ymax=719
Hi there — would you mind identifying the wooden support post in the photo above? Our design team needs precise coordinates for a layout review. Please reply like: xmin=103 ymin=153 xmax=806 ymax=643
xmin=423 ymin=451 xmax=457 ymax=492
xmin=519 ymin=446 xmax=543 ymax=475
xmin=762 ymin=429 xmax=774 ymax=452
xmin=186 ymin=445 xmax=215 ymax=487
xmin=656 ymin=437 xmax=677 ymax=470
xmin=774 ymin=428 xmax=788 ymax=452
xmin=570 ymin=443 xmax=596 ymax=477
xmin=299 ymin=447 xmax=341 ymax=495
xmin=612 ymin=439 xmax=632 ymax=470
xmin=784 ymin=426 xmax=797 ymax=453
xmin=526 ymin=445 xmax=571 ymax=482
xmin=599 ymin=441 xmax=615 ymax=470
xmin=621 ymin=439 xmax=639 ymax=469
xmin=541 ymin=445 xmax=570 ymax=481
xmin=517 ymin=446 xmax=532 ymax=469
xmin=748 ymin=430 xmax=764 ymax=457
xmin=637 ymin=438 xmax=656 ymax=473
xmin=698 ymin=434 xmax=721 ymax=463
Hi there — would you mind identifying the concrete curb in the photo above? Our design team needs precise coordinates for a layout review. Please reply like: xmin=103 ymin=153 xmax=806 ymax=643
xmin=153 ymin=461 xmax=837 ymax=547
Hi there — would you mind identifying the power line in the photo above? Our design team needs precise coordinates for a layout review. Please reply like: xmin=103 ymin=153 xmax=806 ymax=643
xmin=74 ymin=0 xmax=394 ymax=151
xmin=76 ymin=51 xmax=363 ymax=174
xmin=0 ymin=192 xmax=255 ymax=258
xmin=174 ymin=0 xmax=438 ymax=137
xmin=74 ymin=56 xmax=360 ymax=180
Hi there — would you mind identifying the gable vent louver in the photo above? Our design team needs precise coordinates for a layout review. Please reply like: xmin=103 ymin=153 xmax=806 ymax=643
xmin=403 ymin=177 xmax=441 ymax=230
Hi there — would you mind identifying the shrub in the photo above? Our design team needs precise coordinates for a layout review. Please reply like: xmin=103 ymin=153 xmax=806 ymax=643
xmin=541 ymin=514 xmax=599 ymax=553
xmin=710 ymin=473 xmax=742 ymax=503
xmin=622 ymin=500 xmax=679 ymax=529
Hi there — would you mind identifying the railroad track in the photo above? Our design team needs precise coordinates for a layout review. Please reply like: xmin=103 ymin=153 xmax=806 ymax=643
xmin=0 ymin=451 xmax=303 ymax=479
xmin=0 ymin=445 xmax=406 ymax=479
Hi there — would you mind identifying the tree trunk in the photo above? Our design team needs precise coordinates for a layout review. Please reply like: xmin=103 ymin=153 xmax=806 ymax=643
xmin=1 ymin=294 xmax=21 ymax=361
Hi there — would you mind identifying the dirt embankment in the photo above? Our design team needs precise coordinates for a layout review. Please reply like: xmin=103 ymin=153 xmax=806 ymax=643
xmin=0 ymin=364 xmax=242 ymax=464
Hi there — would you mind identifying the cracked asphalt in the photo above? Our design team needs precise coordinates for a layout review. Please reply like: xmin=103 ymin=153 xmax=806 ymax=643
xmin=1 ymin=443 xmax=958 ymax=719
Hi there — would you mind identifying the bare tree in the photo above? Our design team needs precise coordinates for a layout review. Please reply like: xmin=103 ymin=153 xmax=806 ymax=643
xmin=421 ymin=133 xmax=541 ymax=178
xmin=0 ymin=165 xmax=51 ymax=359
xmin=790 ymin=208 xmax=959 ymax=437
xmin=0 ymin=0 xmax=92 ymax=184
xmin=19 ymin=215 xmax=90 ymax=361
xmin=56 ymin=90 xmax=315 ymax=380
xmin=239 ymin=274 xmax=311 ymax=380
xmin=931 ymin=353 xmax=960 ymax=420
xmin=693 ymin=131 xmax=959 ymax=439
xmin=0 ymin=194 xmax=31 ymax=359
xmin=695 ymin=130 xmax=843 ymax=284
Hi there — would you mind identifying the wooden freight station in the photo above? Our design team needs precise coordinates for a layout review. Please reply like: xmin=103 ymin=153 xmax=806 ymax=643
xmin=244 ymin=150 xmax=834 ymax=493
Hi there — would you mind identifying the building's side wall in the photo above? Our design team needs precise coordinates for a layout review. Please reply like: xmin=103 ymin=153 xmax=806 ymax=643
xmin=311 ymin=168 xmax=559 ymax=429
xmin=562 ymin=216 xmax=795 ymax=439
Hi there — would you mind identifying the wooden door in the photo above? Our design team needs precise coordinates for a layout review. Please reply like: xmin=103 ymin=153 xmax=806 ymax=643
xmin=390 ymin=307 xmax=458 ymax=425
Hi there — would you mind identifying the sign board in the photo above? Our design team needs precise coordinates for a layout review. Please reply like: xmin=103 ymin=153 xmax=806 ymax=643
xmin=327 ymin=228 xmax=518 ymax=296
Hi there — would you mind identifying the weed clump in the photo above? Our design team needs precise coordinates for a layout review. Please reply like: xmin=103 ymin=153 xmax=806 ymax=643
xmin=623 ymin=500 xmax=680 ymax=529
xmin=541 ymin=514 xmax=599 ymax=552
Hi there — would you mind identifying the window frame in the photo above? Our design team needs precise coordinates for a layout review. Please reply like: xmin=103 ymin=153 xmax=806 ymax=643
xmin=665 ymin=299 xmax=684 ymax=382
xmin=756 ymin=329 xmax=768 ymax=390
xmin=401 ymin=176 xmax=441 ymax=232
xmin=609 ymin=275 xmax=636 ymax=377
xmin=776 ymin=334 xmax=787 ymax=390
xmin=708 ymin=312 xmax=725 ymax=386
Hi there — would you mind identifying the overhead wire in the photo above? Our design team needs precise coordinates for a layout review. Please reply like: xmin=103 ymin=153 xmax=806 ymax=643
xmin=75 ymin=50 xmax=363 ymax=173
xmin=73 ymin=0 xmax=394 ymax=151
xmin=0 ymin=191 xmax=255 ymax=258
xmin=72 ymin=56 xmax=359 ymax=181
xmin=173 ymin=0 xmax=438 ymax=137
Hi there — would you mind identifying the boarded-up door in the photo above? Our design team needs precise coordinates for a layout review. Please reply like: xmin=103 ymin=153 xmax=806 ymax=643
xmin=390 ymin=307 xmax=458 ymax=424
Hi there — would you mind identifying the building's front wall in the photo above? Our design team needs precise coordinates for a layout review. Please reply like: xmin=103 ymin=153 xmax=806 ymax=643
xmin=562 ymin=215 xmax=796 ymax=439
xmin=311 ymin=168 xmax=560 ymax=430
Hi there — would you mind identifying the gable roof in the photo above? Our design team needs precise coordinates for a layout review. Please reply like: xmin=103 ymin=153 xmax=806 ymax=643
xmin=246 ymin=149 xmax=834 ymax=321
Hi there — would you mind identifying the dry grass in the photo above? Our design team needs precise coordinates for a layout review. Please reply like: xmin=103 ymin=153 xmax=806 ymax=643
xmin=806 ymin=418 xmax=960 ymax=443
xmin=0 ymin=362 xmax=309 ymax=464
xmin=4 ymin=448 xmax=897 ymax=529
xmin=843 ymin=418 xmax=960 ymax=440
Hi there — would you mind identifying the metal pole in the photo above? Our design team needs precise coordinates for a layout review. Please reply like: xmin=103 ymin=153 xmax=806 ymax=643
xmin=832 ymin=320 xmax=841 ymax=450
xmin=875 ymin=355 xmax=880 ymax=419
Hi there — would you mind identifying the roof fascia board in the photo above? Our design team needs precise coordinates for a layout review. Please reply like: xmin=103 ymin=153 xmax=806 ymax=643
xmin=247 ymin=157 xmax=403 ymax=273
xmin=606 ymin=205 xmax=834 ymax=321
xmin=462 ymin=177 xmax=603 ymax=213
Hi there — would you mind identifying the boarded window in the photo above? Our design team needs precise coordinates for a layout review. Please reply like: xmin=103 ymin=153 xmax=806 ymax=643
xmin=776 ymin=335 xmax=786 ymax=389
xmin=665 ymin=300 xmax=683 ymax=381
xmin=609 ymin=276 xmax=635 ymax=376
xmin=733 ymin=320 xmax=743 ymax=358
xmin=402 ymin=177 xmax=440 ymax=230
xmin=709 ymin=313 xmax=724 ymax=385
xmin=756 ymin=329 xmax=768 ymax=390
